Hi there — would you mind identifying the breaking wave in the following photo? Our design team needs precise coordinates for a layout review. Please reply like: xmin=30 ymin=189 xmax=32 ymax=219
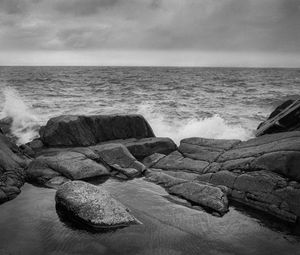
xmin=0 ymin=87 xmax=40 ymax=144
xmin=138 ymin=105 xmax=252 ymax=144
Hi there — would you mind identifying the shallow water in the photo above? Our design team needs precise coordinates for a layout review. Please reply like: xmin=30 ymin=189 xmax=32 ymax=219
xmin=0 ymin=179 xmax=300 ymax=255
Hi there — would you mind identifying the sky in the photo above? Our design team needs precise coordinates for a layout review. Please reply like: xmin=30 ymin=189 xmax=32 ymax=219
xmin=0 ymin=0 xmax=299 ymax=67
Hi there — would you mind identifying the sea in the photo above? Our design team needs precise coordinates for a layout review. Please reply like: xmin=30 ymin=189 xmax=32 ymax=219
xmin=0 ymin=66 xmax=299 ymax=144
xmin=1 ymin=66 xmax=300 ymax=255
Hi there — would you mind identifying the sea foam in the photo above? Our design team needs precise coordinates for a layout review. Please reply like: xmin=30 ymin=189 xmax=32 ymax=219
xmin=138 ymin=105 xmax=252 ymax=144
xmin=1 ymin=87 xmax=40 ymax=144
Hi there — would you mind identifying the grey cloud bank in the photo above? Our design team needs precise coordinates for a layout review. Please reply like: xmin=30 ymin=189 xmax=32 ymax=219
xmin=0 ymin=0 xmax=299 ymax=66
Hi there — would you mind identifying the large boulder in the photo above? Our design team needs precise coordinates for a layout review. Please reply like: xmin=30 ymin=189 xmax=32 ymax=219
xmin=55 ymin=181 xmax=140 ymax=229
xmin=0 ymin=133 xmax=28 ymax=203
xmin=40 ymin=114 xmax=155 ymax=147
xmin=256 ymin=99 xmax=300 ymax=136
xmin=146 ymin=170 xmax=229 ymax=215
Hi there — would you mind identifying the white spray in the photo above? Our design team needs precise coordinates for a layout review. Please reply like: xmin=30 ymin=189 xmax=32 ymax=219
xmin=1 ymin=87 xmax=40 ymax=144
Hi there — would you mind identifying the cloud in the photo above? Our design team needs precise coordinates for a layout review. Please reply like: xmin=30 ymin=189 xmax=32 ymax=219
xmin=0 ymin=0 xmax=299 ymax=66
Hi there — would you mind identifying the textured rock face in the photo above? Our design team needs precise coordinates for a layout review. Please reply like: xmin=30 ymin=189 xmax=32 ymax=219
xmin=197 ymin=170 xmax=300 ymax=222
xmin=0 ymin=134 xmax=28 ymax=203
xmin=151 ymin=132 xmax=300 ymax=222
xmin=216 ymin=131 xmax=300 ymax=181
xmin=27 ymin=143 xmax=146 ymax=185
xmin=55 ymin=181 xmax=140 ymax=228
xmin=27 ymin=150 xmax=110 ymax=184
xmin=115 ymin=137 xmax=177 ymax=159
xmin=90 ymin=143 xmax=146 ymax=178
xmin=256 ymin=99 xmax=300 ymax=136
xmin=146 ymin=170 xmax=229 ymax=214
xmin=153 ymin=137 xmax=240 ymax=174
xmin=40 ymin=114 xmax=155 ymax=147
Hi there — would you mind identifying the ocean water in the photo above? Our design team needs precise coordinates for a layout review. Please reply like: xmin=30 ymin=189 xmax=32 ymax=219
xmin=0 ymin=66 xmax=299 ymax=144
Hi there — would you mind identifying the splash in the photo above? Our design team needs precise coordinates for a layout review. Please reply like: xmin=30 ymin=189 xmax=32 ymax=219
xmin=1 ymin=87 xmax=40 ymax=144
xmin=138 ymin=105 xmax=252 ymax=144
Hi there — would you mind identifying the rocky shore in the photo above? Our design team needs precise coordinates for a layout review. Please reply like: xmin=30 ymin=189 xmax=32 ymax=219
xmin=1 ymin=101 xmax=300 ymax=230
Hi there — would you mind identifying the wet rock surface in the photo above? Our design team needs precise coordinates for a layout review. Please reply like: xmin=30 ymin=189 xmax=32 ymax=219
xmin=55 ymin=181 xmax=140 ymax=229
xmin=27 ymin=143 xmax=147 ymax=184
xmin=0 ymin=133 xmax=28 ymax=204
xmin=151 ymin=131 xmax=300 ymax=222
xmin=146 ymin=169 xmax=229 ymax=214
xmin=40 ymin=114 xmax=155 ymax=147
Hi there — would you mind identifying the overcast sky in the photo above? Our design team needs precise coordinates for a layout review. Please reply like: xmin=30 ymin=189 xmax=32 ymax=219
xmin=0 ymin=0 xmax=299 ymax=67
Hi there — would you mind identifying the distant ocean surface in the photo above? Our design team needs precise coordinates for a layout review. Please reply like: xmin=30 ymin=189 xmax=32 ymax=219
xmin=0 ymin=66 xmax=299 ymax=144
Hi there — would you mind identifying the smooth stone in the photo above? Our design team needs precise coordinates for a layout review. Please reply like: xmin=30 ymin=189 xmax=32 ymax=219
xmin=55 ymin=181 xmax=141 ymax=228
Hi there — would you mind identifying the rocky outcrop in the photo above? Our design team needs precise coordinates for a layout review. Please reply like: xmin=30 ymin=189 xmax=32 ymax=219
xmin=256 ymin=99 xmax=300 ymax=136
xmin=90 ymin=143 xmax=146 ymax=178
xmin=55 ymin=181 xmax=140 ymax=229
xmin=154 ymin=132 xmax=300 ymax=181
xmin=27 ymin=150 xmax=110 ymax=184
xmin=146 ymin=169 xmax=229 ymax=214
xmin=27 ymin=143 xmax=146 ymax=185
xmin=153 ymin=137 xmax=240 ymax=174
xmin=197 ymin=170 xmax=300 ymax=222
xmin=150 ymin=131 xmax=300 ymax=222
xmin=0 ymin=133 xmax=28 ymax=203
xmin=40 ymin=114 xmax=155 ymax=147
xmin=104 ymin=137 xmax=177 ymax=159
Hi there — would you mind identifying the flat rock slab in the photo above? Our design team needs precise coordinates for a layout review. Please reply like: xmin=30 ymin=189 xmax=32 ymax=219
xmin=153 ymin=151 xmax=209 ymax=174
xmin=27 ymin=151 xmax=110 ymax=184
xmin=55 ymin=181 xmax=140 ymax=229
xmin=90 ymin=143 xmax=146 ymax=178
xmin=179 ymin=137 xmax=240 ymax=162
xmin=146 ymin=170 xmax=229 ymax=214
xmin=40 ymin=114 xmax=155 ymax=147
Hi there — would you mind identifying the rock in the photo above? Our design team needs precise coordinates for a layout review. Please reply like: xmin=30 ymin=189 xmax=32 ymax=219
xmin=153 ymin=151 xmax=209 ymax=174
xmin=217 ymin=131 xmax=300 ymax=181
xmin=146 ymin=170 xmax=229 ymax=214
xmin=27 ymin=150 xmax=110 ymax=184
xmin=55 ymin=181 xmax=140 ymax=229
xmin=197 ymin=169 xmax=300 ymax=222
xmin=0 ymin=133 xmax=27 ymax=203
xmin=27 ymin=143 xmax=146 ymax=184
xmin=142 ymin=153 xmax=166 ymax=168
xmin=45 ymin=176 xmax=70 ymax=189
xmin=19 ymin=144 xmax=35 ymax=157
xmin=179 ymin=137 xmax=240 ymax=162
xmin=40 ymin=114 xmax=155 ymax=147
xmin=0 ymin=117 xmax=12 ymax=136
xmin=90 ymin=143 xmax=146 ymax=178
xmin=118 ymin=137 xmax=177 ymax=159
xmin=26 ymin=138 xmax=44 ymax=151
xmin=256 ymin=99 xmax=300 ymax=136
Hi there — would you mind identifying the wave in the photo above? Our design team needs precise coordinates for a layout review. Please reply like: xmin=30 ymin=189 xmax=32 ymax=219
xmin=0 ymin=87 xmax=40 ymax=144
xmin=138 ymin=105 xmax=252 ymax=144
xmin=0 ymin=88 xmax=253 ymax=146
